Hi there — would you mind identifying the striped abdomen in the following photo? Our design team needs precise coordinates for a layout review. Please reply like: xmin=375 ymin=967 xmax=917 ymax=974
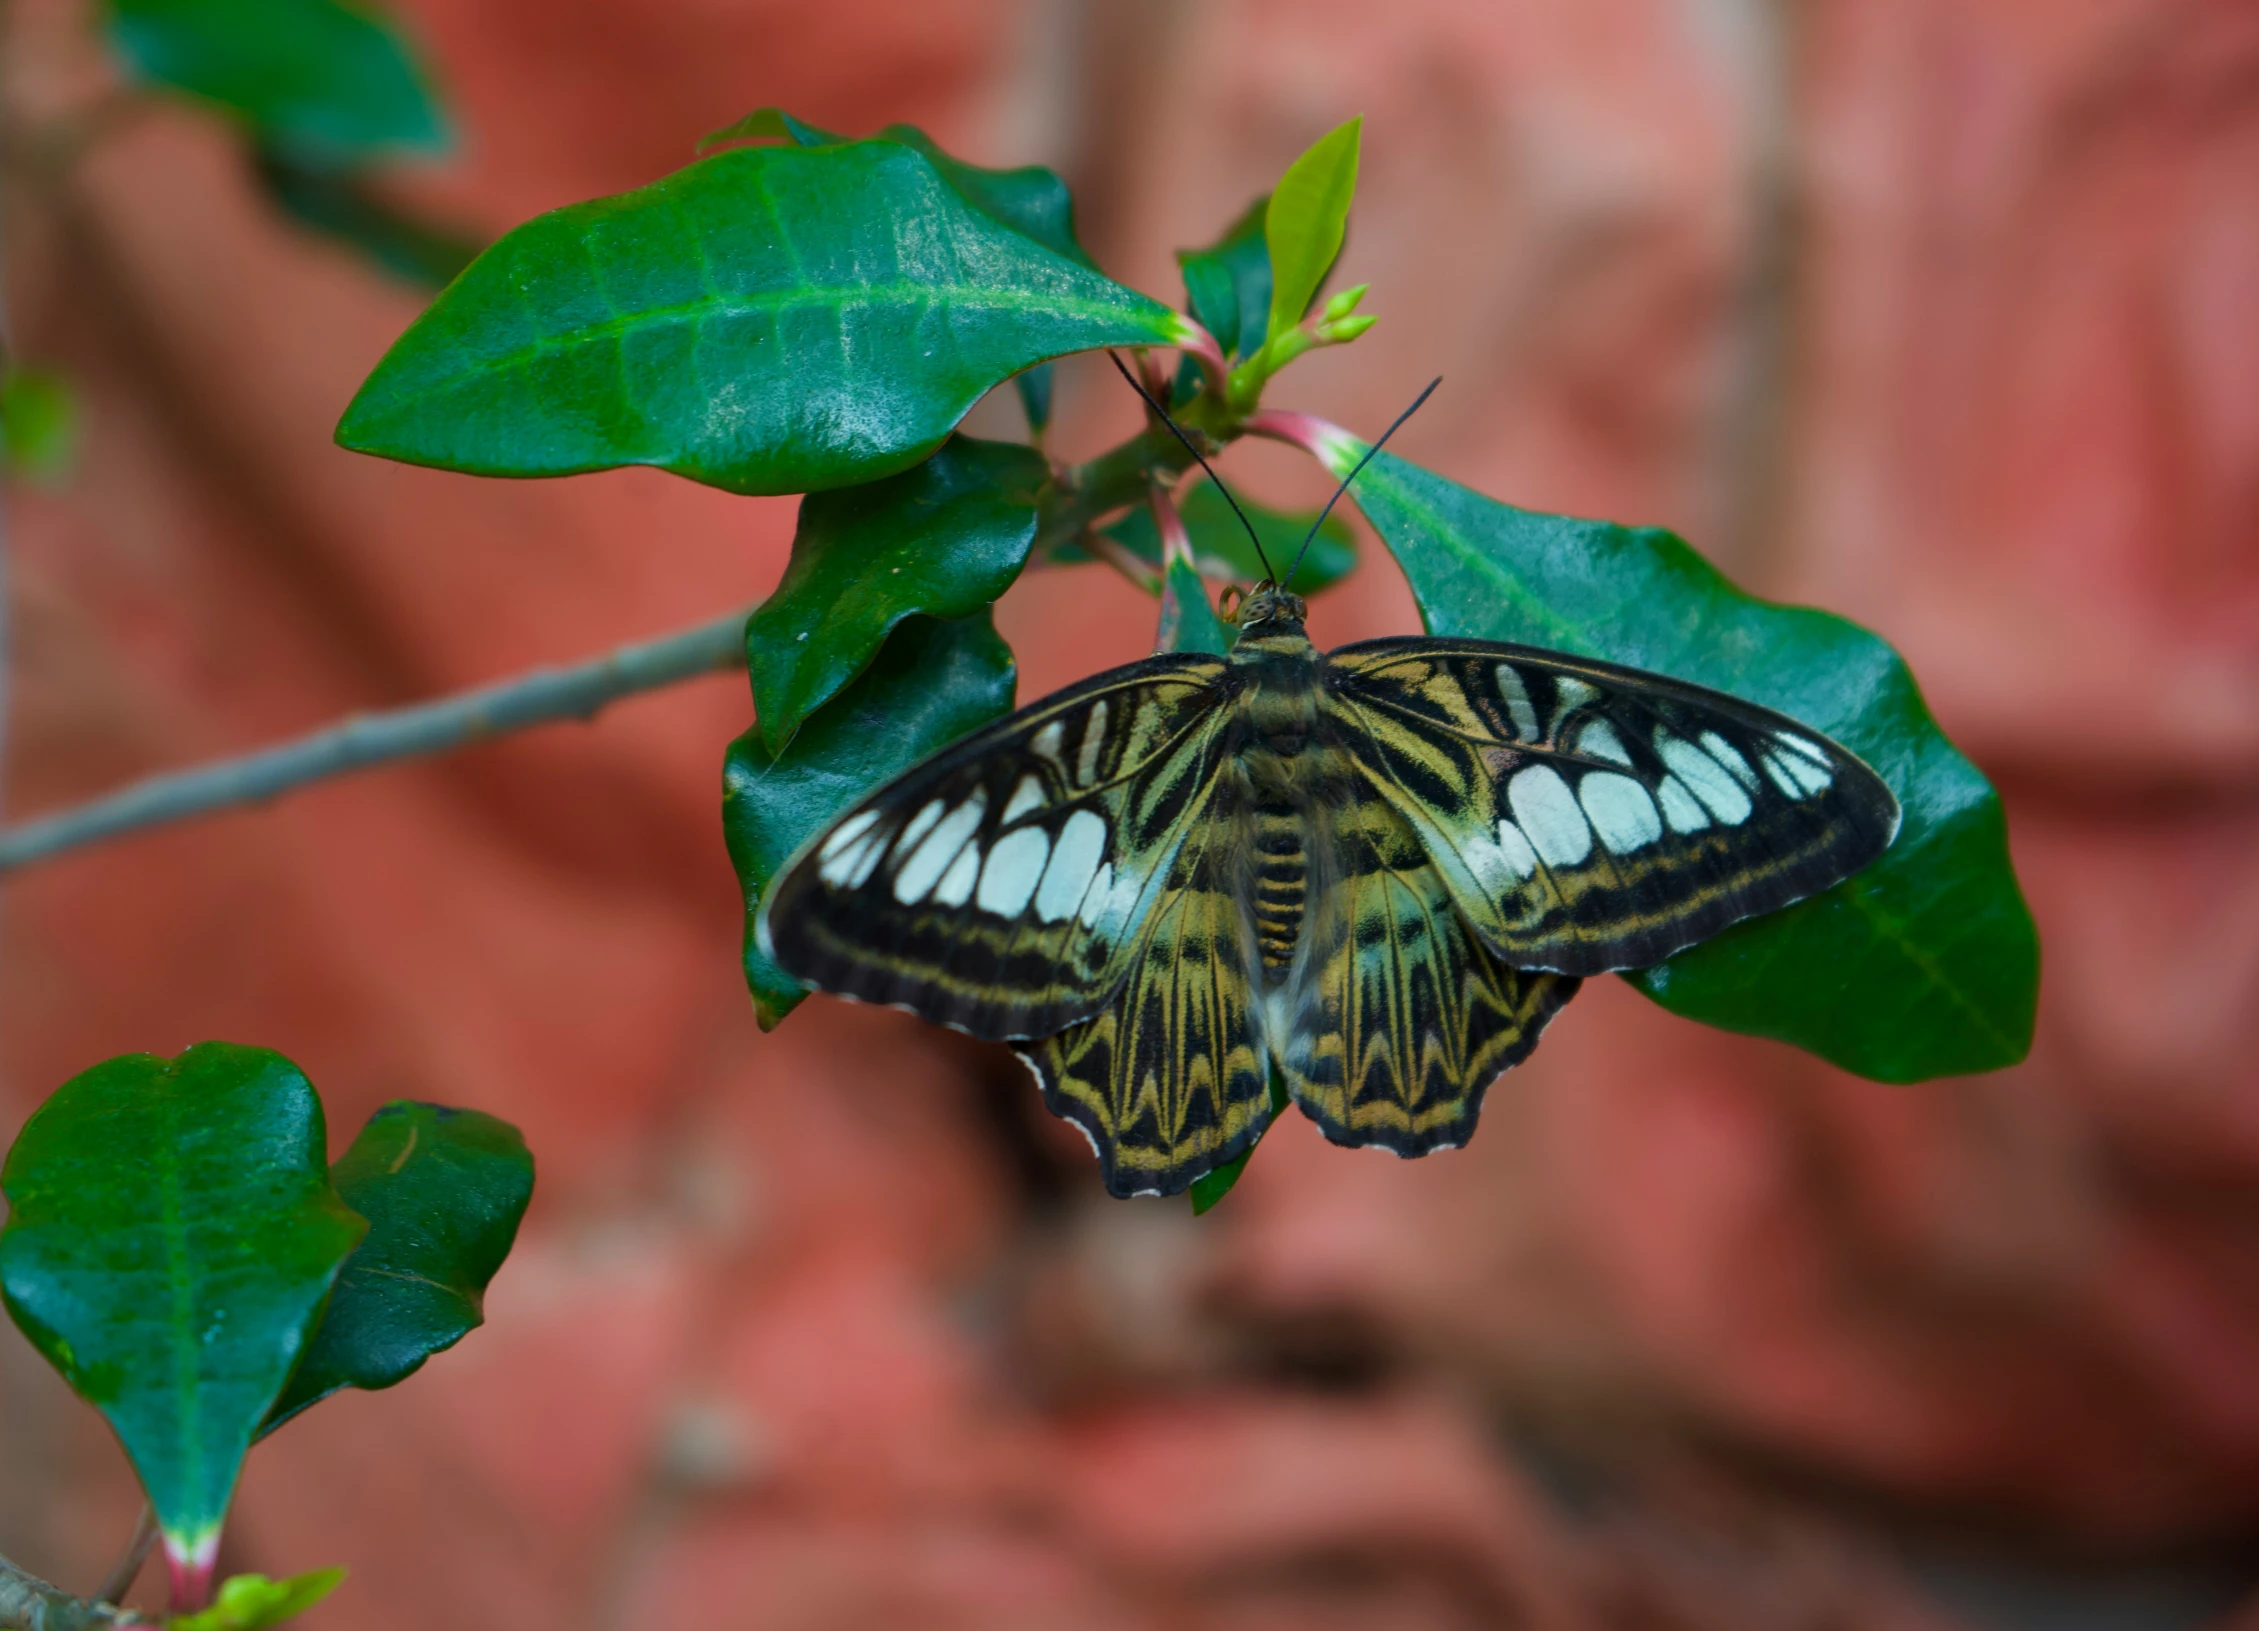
xmin=1249 ymin=812 xmax=1307 ymax=971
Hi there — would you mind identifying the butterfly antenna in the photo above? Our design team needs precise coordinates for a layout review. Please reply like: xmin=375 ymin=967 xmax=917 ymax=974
xmin=1282 ymin=376 xmax=1442 ymax=591
xmin=1105 ymin=349 xmax=1276 ymax=584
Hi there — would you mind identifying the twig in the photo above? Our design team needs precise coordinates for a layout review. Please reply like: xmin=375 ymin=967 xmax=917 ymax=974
xmin=93 ymin=1511 xmax=154 ymax=1609
xmin=0 ymin=1551 xmax=152 ymax=1631
xmin=0 ymin=607 xmax=752 ymax=876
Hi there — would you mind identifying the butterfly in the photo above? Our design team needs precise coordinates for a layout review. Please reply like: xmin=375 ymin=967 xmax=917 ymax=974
xmin=758 ymin=367 xmax=1901 ymax=1199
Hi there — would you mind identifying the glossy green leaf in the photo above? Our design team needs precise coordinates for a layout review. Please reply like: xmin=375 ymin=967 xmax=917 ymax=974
xmin=254 ymin=149 xmax=479 ymax=288
xmin=104 ymin=0 xmax=446 ymax=162
xmin=337 ymin=142 xmax=1185 ymax=496
xmin=265 ymin=1102 xmax=533 ymax=1431
xmin=1264 ymin=118 xmax=1360 ymax=349
xmin=1090 ymin=478 xmax=1358 ymax=592
xmin=1178 ymin=196 xmax=1271 ymax=361
xmin=1 ymin=365 xmax=77 ymax=483
xmin=1155 ymin=556 xmax=1233 ymax=656
xmin=0 ymin=1045 xmax=366 ymax=1581
xmin=704 ymin=108 xmax=1099 ymax=270
xmin=169 ymin=1568 xmax=344 ymax=1631
xmin=725 ymin=613 xmax=1018 ymax=1027
xmin=749 ymin=436 xmax=1045 ymax=752
xmin=1321 ymin=443 xmax=2036 ymax=1080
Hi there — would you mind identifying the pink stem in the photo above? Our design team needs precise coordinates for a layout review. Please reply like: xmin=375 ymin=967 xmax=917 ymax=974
xmin=1243 ymin=409 xmax=1360 ymax=470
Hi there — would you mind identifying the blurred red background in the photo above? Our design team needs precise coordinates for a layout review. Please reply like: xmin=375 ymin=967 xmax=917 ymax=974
xmin=3 ymin=1 xmax=2257 ymax=1627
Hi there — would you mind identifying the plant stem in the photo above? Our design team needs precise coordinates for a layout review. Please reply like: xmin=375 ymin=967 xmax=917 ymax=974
xmin=93 ymin=1512 xmax=154 ymax=1609
xmin=0 ymin=608 xmax=752 ymax=876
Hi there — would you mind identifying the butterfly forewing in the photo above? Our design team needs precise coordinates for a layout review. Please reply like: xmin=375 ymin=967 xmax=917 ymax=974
xmin=759 ymin=655 xmax=1237 ymax=1039
xmin=1325 ymin=640 xmax=1901 ymax=976
xmin=1281 ymin=764 xmax=1579 ymax=1154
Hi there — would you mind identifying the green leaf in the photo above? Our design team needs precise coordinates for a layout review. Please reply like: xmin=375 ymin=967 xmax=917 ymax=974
xmin=724 ymin=613 xmax=1017 ymax=1027
xmin=1178 ymin=196 xmax=1271 ymax=361
xmin=337 ymin=142 xmax=1182 ymax=496
xmin=254 ymin=148 xmax=480 ymax=288
xmin=104 ymin=0 xmax=446 ymax=163
xmin=1 ymin=366 xmax=78 ymax=483
xmin=749 ymin=435 xmax=1046 ymax=752
xmin=0 ymin=1045 xmax=367 ymax=1583
xmin=1155 ymin=556 xmax=1233 ymax=656
xmin=1326 ymin=444 xmax=2038 ymax=1081
xmin=1264 ymin=118 xmax=1360 ymax=350
xmin=1089 ymin=478 xmax=1358 ymax=592
xmin=169 ymin=1568 xmax=344 ymax=1631
xmin=704 ymin=109 xmax=1098 ymax=270
xmin=265 ymin=1102 xmax=533 ymax=1432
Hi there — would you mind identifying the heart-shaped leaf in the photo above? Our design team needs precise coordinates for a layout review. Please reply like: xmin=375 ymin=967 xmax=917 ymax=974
xmin=104 ymin=0 xmax=447 ymax=163
xmin=725 ymin=613 xmax=1018 ymax=1027
xmin=1325 ymin=443 xmax=2037 ymax=1082
xmin=337 ymin=142 xmax=1186 ymax=496
xmin=749 ymin=436 xmax=1047 ymax=753
xmin=0 ymin=1045 xmax=366 ymax=1596
xmin=1264 ymin=118 xmax=1360 ymax=348
xmin=264 ymin=1101 xmax=533 ymax=1432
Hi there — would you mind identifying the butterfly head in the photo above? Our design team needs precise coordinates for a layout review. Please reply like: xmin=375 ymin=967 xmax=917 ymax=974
xmin=1234 ymin=582 xmax=1307 ymax=632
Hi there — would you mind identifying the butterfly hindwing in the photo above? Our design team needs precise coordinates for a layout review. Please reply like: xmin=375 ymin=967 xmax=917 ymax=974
xmin=759 ymin=655 xmax=1237 ymax=1039
xmin=1279 ymin=758 xmax=1579 ymax=1153
xmin=1325 ymin=639 xmax=1901 ymax=976
xmin=1016 ymin=811 xmax=1273 ymax=1198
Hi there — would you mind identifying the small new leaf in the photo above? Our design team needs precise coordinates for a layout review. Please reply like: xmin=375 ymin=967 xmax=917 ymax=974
xmin=725 ymin=614 xmax=1018 ymax=1027
xmin=1 ymin=366 xmax=78 ymax=483
xmin=169 ymin=1569 xmax=344 ymax=1631
xmin=1264 ymin=117 xmax=1361 ymax=354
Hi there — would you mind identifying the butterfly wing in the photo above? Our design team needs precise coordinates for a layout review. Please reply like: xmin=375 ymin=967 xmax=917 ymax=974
xmin=759 ymin=654 xmax=1238 ymax=1039
xmin=1325 ymin=639 xmax=1901 ymax=976
xmin=1016 ymin=803 xmax=1274 ymax=1198
xmin=1279 ymin=750 xmax=1579 ymax=1154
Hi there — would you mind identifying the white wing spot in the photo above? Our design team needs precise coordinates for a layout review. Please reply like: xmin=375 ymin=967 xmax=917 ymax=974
xmin=1494 ymin=820 xmax=1540 ymax=880
xmin=1777 ymin=732 xmax=1834 ymax=769
xmin=1656 ymin=775 xmax=1711 ymax=833
xmin=1036 ymin=810 xmax=1108 ymax=923
xmin=1003 ymin=774 xmax=1046 ymax=824
xmin=1507 ymin=766 xmax=1593 ymax=867
xmin=1077 ymin=861 xmax=1115 ymax=927
xmin=1762 ymin=752 xmax=1806 ymax=798
xmin=1699 ymin=731 xmax=1760 ymax=789
xmin=892 ymin=799 xmax=945 ymax=862
xmin=819 ymin=808 xmax=881 ymax=861
xmin=892 ymin=791 xmax=986 ymax=903
xmin=1076 ymin=700 xmax=1108 ymax=786
xmin=1769 ymin=737 xmax=1835 ymax=794
xmin=1030 ymin=720 xmax=1066 ymax=767
xmin=977 ymin=827 xmax=1050 ymax=917
xmin=933 ymin=840 xmax=982 ymax=906
xmin=1550 ymin=675 xmax=1598 ymax=735
xmin=1656 ymin=733 xmax=1752 ymax=825
xmin=1494 ymin=664 xmax=1540 ymax=740
xmin=1577 ymin=719 xmax=1634 ymax=766
xmin=1580 ymin=772 xmax=1663 ymax=853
